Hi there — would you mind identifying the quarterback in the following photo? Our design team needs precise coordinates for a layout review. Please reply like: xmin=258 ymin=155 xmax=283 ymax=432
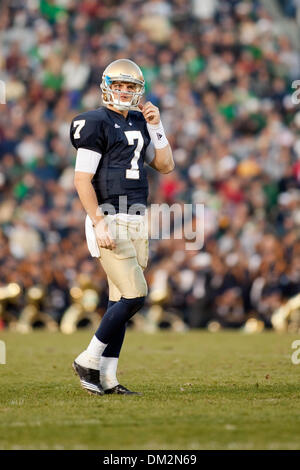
xmin=70 ymin=59 xmax=174 ymax=395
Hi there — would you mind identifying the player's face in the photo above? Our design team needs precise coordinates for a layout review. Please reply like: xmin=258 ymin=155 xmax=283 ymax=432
xmin=111 ymin=82 xmax=137 ymax=102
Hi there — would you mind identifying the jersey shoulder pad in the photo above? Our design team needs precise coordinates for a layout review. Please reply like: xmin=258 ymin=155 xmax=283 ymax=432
xmin=70 ymin=109 xmax=105 ymax=153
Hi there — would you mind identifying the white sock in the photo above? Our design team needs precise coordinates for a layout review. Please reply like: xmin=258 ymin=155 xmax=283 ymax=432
xmin=75 ymin=336 xmax=107 ymax=370
xmin=87 ymin=335 xmax=108 ymax=358
xmin=100 ymin=357 xmax=119 ymax=390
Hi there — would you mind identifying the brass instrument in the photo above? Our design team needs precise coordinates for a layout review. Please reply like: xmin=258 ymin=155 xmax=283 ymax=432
xmin=144 ymin=285 xmax=187 ymax=333
xmin=271 ymin=293 xmax=300 ymax=333
xmin=242 ymin=318 xmax=265 ymax=334
xmin=0 ymin=283 xmax=22 ymax=329
xmin=60 ymin=274 xmax=100 ymax=334
xmin=16 ymin=285 xmax=58 ymax=333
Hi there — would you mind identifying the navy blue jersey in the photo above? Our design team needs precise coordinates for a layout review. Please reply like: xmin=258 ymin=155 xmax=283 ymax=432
xmin=70 ymin=106 xmax=151 ymax=214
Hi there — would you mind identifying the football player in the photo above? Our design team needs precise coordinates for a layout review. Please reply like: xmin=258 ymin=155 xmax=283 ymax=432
xmin=70 ymin=59 xmax=174 ymax=395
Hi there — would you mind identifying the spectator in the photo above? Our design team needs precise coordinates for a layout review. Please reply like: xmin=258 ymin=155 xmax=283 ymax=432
xmin=0 ymin=0 xmax=299 ymax=329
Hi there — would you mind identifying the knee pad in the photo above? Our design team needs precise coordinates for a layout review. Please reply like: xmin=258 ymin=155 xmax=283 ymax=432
xmin=120 ymin=296 xmax=146 ymax=318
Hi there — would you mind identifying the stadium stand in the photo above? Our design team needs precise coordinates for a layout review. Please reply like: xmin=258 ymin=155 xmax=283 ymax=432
xmin=0 ymin=0 xmax=300 ymax=331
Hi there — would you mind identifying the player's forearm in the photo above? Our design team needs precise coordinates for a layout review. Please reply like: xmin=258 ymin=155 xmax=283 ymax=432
xmin=74 ymin=176 xmax=104 ymax=225
xmin=152 ymin=144 xmax=175 ymax=174
xmin=144 ymin=114 xmax=175 ymax=174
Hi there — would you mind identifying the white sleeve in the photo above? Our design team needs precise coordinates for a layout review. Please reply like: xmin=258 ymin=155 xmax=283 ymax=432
xmin=144 ymin=142 xmax=155 ymax=164
xmin=75 ymin=148 xmax=102 ymax=174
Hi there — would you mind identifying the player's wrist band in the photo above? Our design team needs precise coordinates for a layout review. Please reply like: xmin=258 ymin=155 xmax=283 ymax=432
xmin=147 ymin=121 xmax=169 ymax=150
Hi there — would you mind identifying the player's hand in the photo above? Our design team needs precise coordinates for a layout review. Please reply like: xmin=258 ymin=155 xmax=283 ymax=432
xmin=93 ymin=219 xmax=116 ymax=250
xmin=138 ymin=102 xmax=160 ymax=125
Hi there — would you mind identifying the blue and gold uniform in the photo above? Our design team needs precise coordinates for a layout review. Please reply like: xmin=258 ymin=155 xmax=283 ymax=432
xmin=71 ymin=59 xmax=167 ymax=397
xmin=70 ymin=106 xmax=151 ymax=215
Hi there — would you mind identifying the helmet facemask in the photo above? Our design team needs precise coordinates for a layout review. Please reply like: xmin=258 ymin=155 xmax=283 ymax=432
xmin=101 ymin=76 xmax=144 ymax=111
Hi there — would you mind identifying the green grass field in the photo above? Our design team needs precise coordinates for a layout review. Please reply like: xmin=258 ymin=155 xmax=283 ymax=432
xmin=0 ymin=329 xmax=300 ymax=450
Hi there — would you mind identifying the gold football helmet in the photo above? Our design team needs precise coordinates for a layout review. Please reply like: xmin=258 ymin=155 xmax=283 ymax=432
xmin=100 ymin=59 xmax=145 ymax=111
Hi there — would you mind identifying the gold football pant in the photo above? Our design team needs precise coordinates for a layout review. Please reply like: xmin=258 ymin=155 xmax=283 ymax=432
xmin=97 ymin=215 xmax=148 ymax=301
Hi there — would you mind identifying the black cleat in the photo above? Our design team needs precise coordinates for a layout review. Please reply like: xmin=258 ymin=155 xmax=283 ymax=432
xmin=104 ymin=384 xmax=142 ymax=395
xmin=72 ymin=361 xmax=104 ymax=396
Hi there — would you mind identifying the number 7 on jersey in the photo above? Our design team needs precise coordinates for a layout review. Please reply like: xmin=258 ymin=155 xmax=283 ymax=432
xmin=125 ymin=130 xmax=144 ymax=180
xmin=73 ymin=120 xmax=86 ymax=139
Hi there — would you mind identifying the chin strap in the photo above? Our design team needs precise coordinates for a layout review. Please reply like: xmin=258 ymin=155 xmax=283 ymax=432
xmin=113 ymin=102 xmax=132 ymax=111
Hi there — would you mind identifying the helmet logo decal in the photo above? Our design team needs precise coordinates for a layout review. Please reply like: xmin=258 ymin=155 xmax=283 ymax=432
xmin=105 ymin=75 xmax=112 ymax=86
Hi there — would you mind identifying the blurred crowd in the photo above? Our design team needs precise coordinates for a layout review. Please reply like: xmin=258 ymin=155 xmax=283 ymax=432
xmin=0 ymin=0 xmax=300 ymax=330
xmin=277 ymin=0 xmax=300 ymax=18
